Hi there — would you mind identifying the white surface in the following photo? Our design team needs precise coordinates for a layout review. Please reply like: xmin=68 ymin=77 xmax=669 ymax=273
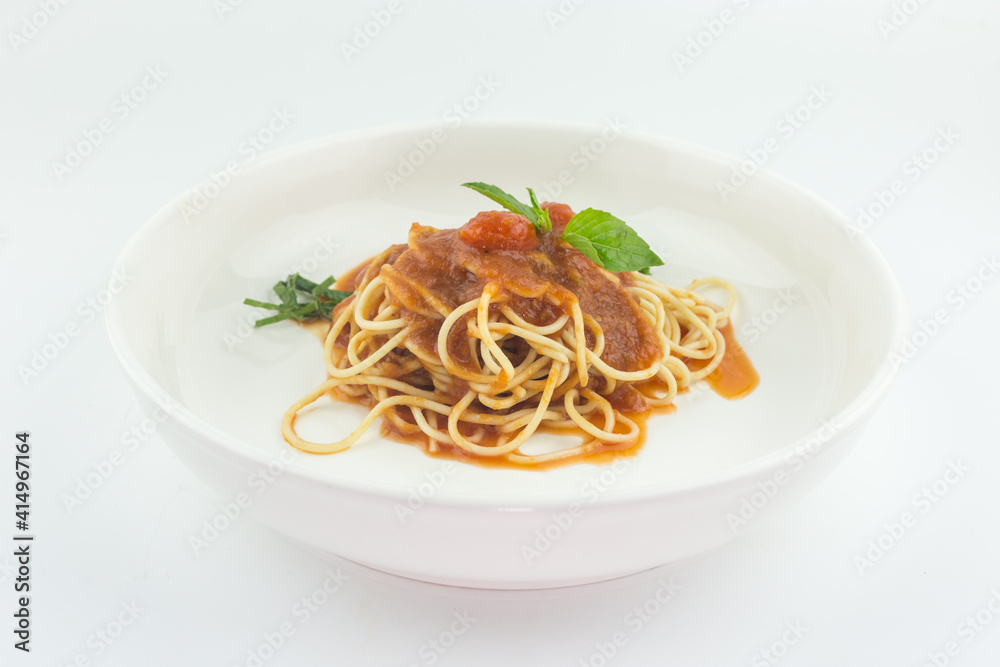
xmin=105 ymin=120 xmax=906 ymax=587
xmin=2 ymin=0 xmax=998 ymax=663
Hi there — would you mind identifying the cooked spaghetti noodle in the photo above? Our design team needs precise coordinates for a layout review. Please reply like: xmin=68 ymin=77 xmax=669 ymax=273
xmin=279 ymin=204 xmax=757 ymax=467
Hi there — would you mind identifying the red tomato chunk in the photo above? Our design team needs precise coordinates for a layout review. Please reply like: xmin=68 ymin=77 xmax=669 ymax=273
xmin=459 ymin=210 xmax=539 ymax=251
xmin=541 ymin=202 xmax=575 ymax=233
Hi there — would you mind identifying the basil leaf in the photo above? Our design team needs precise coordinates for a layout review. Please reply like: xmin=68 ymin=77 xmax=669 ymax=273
xmin=461 ymin=182 xmax=542 ymax=229
xmin=559 ymin=232 xmax=601 ymax=264
xmin=526 ymin=187 xmax=552 ymax=231
xmin=562 ymin=208 xmax=664 ymax=273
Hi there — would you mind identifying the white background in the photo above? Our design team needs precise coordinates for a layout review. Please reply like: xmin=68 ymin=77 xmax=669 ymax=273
xmin=3 ymin=1 xmax=1000 ymax=665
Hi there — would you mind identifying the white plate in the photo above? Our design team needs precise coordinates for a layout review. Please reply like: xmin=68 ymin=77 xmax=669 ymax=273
xmin=106 ymin=120 xmax=907 ymax=588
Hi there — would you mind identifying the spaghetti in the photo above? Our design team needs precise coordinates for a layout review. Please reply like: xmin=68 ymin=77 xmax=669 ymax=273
xmin=279 ymin=203 xmax=757 ymax=467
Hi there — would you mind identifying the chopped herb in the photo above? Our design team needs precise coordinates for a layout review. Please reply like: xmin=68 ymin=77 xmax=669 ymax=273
xmin=243 ymin=273 xmax=352 ymax=328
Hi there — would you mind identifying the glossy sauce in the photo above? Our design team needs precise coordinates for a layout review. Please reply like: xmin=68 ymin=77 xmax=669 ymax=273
xmin=703 ymin=324 xmax=759 ymax=399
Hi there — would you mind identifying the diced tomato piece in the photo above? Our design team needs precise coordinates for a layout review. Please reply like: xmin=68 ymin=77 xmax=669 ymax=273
xmin=459 ymin=210 xmax=539 ymax=251
xmin=541 ymin=202 xmax=575 ymax=233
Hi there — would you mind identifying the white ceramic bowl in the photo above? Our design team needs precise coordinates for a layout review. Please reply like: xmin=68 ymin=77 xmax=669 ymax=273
xmin=106 ymin=120 xmax=907 ymax=588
